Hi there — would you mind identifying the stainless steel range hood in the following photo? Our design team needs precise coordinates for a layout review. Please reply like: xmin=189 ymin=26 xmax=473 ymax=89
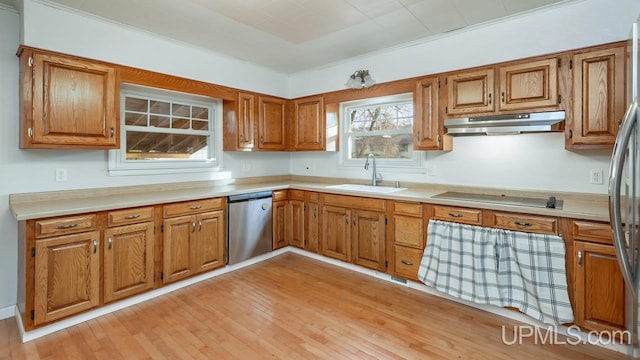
xmin=444 ymin=111 xmax=565 ymax=136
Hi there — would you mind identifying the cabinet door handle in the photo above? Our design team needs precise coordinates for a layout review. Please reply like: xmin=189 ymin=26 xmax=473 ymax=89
xmin=352 ymin=217 xmax=356 ymax=226
xmin=345 ymin=216 xmax=349 ymax=225
xmin=110 ymin=126 xmax=115 ymax=138
xmin=192 ymin=221 xmax=196 ymax=233
xmin=513 ymin=221 xmax=532 ymax=227
xmin=93 ymin=239 xmax=98 ymax=254
xmin=488 ymin=93 xmax=492 ymax=105
xmin=416 ymin=131 xmax=420 ymax=141
xmin=501 ymin=91 xmax=505 ymax=103
xmin=190 ymin=205 xmax=202 ymax=210
xmin=124 ymin=214 xmax=141 ymax=220
xmin=568 ymin=129 xmax=573 ymax=139
xmin=107 ymin=237 xmax=112 ymax=250
xmin=57 ymin=223 xmax=78 ymax=229
xmin=260 ymin=136 xmax=264 ymax=145
xmin=313 ymin=208 xmax=317 ymax=219
xmin=577 ymin=251 xmax=583 ymax=267
xmin=239 ymin=134 xmax=244 ymax=142
xmin=199 ymin=220 xmax=202 ymax=231
xmin=401 ymin=260 xmax=414 ymax=266
xmin=448 ymin=213 xmax=463 ymax=218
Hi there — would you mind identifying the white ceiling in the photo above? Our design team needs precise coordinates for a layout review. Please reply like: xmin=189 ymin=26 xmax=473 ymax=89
xmin=2 ymin=0 xmax=577 ymax=74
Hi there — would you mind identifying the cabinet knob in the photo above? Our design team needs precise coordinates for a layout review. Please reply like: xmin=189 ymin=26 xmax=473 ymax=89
xmin=192 ymin=221 xmax=196 ymax=233
xmin=501 ymin=92 xmax=505 ymax=103
xmin=488 ymin=93 xmax=492 ymax=105
xmin=93 ymin=239 xmax=98 ymax=254
xmin=416 ymin=131 xmax=420 ymax=141
xmin=110 ymin=126 xmax=115 ymax=138
xmin=260 ymin=136 xmax=264 ymax=145
xmin=199 ymin=220 xmax=202 ymax=231
xmin=107 ymin=237 xmax=112 ymax=250
xmin=345 ymin=216 xmax=349 ymax=225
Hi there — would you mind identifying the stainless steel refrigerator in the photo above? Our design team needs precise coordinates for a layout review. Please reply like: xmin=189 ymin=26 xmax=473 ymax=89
xmin=609 ymin=16 xmax=640 ymax=358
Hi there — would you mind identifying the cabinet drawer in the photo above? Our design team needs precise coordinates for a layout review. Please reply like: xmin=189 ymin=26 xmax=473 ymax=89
xmin=491 ymin=212 xmax=557 ymax=235
xmin=273 ymin=190 xmax=288 ymax=201
xmin=393 ymin=201 xmax=423 ymax=216
xmin=394 ymin=215 xmax=424 ymax=249
xmin=108 ymin=206 xmax=154 ymax=227
xmin=289 ymin=189 xmax=305 ymax=201
xmin=573 ymin=221 xmax=613 ymax=245
xmin=432 ymin=205 xmax=482 ymax=226
xmin=307 ymin=191 xmax=319 ymax=202
xmin=35 ymin=214 xmax=97 ymax=239
xmin=163 ymin=198 xmax=223 ymax=218
xmin=320 ymin=194 xmax=386 ymax=211
xmin=393 ymin=245 xmax=423 ymax=280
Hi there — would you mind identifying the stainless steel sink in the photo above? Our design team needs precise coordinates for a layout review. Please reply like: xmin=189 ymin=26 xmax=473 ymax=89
xmin=325 ymin=184 xmax=407 ymax=194
xmin=431 ymin=191 xmax=563 ymax=209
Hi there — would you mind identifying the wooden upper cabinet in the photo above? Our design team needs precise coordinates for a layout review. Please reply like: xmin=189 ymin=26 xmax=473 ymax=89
xmin=445 ymin=68 xmax=495 ymax=115
xmin=258 ymin=95 xmax=287 ymax=150
xmin=237 ymin=92 xmax=256 ymax=149
xmin=414 ymin=77 xmax=443 ymax=150
xmin=19 ymin=47 xmax=118 ymax=149
xmin=498 ymin=58 xmax=559 ymax=111
xmin=292 ymin=95 xmax=325 ymax=151
xmin=568 ymin=44 xmax=625 ymax=149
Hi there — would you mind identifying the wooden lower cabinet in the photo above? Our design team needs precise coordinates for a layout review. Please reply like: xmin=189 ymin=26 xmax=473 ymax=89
xmin=573 ymin=241 xmax=625 ymax=333
xmin=352 ymin=210 xmax=386 ymax=271
xmin=306 ymin=200 xmax=319 ymax=253
xmin=390 ymin=202 xmax=426 ymax=280
xmin=103 ymin=222 xmax=154 ymax=303
xmin=321 ymin=205 xmax=352 ymax=262
xmin=273 ymin=200 xmax=288 ymax=250
xmin=320 ymin=194 xmax=387 ymax=271
xmin=163 ymin=210 xmax=225 ymax=284
xmin=34 ymin=231 xmax=101 ymax=326
xmin=289 ymin=199 xmax=305 ymax=248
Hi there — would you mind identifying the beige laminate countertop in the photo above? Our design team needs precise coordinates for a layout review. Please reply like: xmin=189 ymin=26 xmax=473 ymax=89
xmin=9 ymin=177 xmax=612 ymax=222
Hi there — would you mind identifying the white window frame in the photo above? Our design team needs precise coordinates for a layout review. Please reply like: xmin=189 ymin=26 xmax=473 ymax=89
xmin=108 ymin=84 xmax=223 ymax=176
xmin=338 ymin=93 xmax=425 ymax=172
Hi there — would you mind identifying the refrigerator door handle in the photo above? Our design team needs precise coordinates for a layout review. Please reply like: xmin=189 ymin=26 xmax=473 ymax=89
xmin=609 ymin=99 xmax=638 ymax=294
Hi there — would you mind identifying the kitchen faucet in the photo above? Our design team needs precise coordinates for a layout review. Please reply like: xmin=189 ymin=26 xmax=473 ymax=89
xmin=364 ymin=153 xmax=382 ymax=186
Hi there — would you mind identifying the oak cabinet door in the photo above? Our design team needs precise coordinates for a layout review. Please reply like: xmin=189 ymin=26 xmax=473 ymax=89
xmin=258 ymin=96 xmax=287 ymax=150
xmin=195 ymin=211 xmax=226 ymax=273
xmin=289 ymin=199 xmax=305 ymax=248
xmin=352 ymin=210 xmax=386 ymax=271
xmin=321 ymin=205 xmax=352 ymax=262
xmin=237 ymin=92 xmax=256 ymax=149
xmin=498 ymin=58 xmax=559 ymax=111
xmin=306 ymin=201 xmax=319 ymax=253
xmin=569 ymin=45 xmax=625 ymax=148
xmin=273 ymin=200 xmax=289 ymax=249
xmin=34 ymin=231 xmax=100 ymax=325
xmin=103 ymin=222 xmax=155 ymax=303
xmin=414 ymin=77 xmax=441 ymax=150
xmin=446 ymin=68 xmax=495 ymax=115
xmin=574 ymin=241 xmax=625 ymax=333
xmin=163 ymin=215 xmax=195 ymax=284
xmin=292 ymin=96 xmax=325 ymax=151
xmin=26 ymin=50 xmax=117 ymax=148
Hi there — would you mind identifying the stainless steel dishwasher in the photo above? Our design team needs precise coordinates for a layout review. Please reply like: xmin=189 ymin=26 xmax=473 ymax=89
xmin=227 ymin=191 xmax=273 ymax=265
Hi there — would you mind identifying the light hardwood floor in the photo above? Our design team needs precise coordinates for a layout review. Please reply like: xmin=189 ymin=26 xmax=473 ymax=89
xmin=0 ymin=253 xmax=624 ymax=359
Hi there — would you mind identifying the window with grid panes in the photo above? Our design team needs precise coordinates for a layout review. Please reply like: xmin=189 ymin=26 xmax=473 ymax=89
xmin=108 ymin=84 xmax=222 ymax=175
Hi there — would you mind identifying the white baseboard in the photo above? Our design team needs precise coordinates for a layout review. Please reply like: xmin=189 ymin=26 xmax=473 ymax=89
xmin=15 ymin=247 xmax=631 ymax=355
xmin=0 ymin=305 xmax=16 ymax=320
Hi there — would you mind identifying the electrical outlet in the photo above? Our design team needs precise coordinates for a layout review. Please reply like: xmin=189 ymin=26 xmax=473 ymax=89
xmin=242 ymin=162 xmax=251 ymax=172
xmin=590 ymin=169 xmax=604 ymax=185
xmin=55 ymin=168 xmax=67 ymax=182
xmin=304 ymin=164 xmax=313 ymax=173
